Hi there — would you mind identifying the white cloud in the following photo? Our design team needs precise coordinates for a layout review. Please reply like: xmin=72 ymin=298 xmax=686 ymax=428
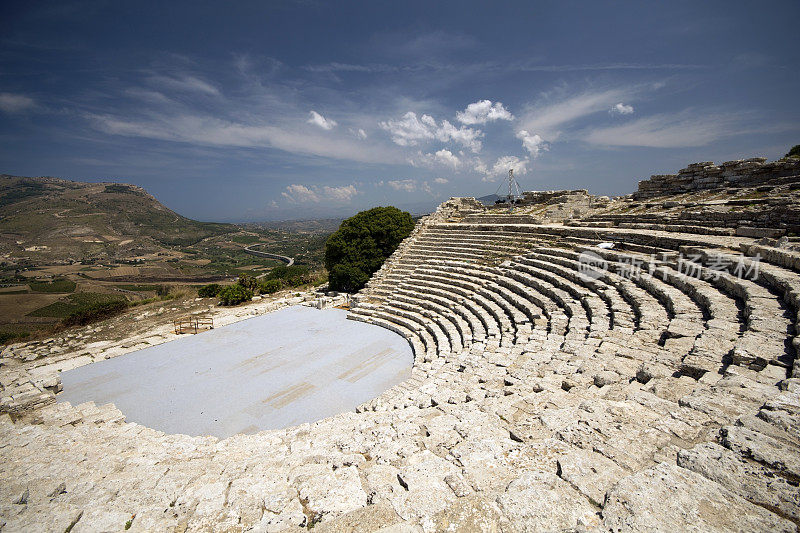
xmin=413 ymin=148 xmax=462 ymax=169
xmin=323 ymin=184 xmax=357 ymax=201
xmin=583 ymin=110 xmax=741 ymax=148
xmin=611 ymin=103 xmax=634 ymax=115
xmin=0 ymin=93 xmax=35 ymax=113
xmin=379 ymin=111 xmax=483 ymax=152
xmin=433 ymin=177 xmax=449 ymax=184
xmin=307 ymin=110 xmax=337 ymax=130
xmin=282 ymin=184 xmax=319 ymax=203
xmin=515 ymin=130 xmax=548 ymax=157
xmin=379 ymin=112 xmax=434 ymax=146
xmin=387 ymin=179 xmax=417 ymax=192
xmin=282 ymin=183 xmax=357 ymax=203
xmin=434 ymin=149 xmax=460 ymax=169
xmin=350 ymin=127 xmax=367 ymax=139
xmin=478 ymin=155 xmax=530 ymax=182
xmin=456 ymin=100 xmax=514 ymax=125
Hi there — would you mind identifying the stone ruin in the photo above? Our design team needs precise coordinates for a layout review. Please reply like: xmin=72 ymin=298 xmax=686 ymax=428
xmin=2 ymin=156 xmax=800 ymax=531
xmin=635 ymin=157 xmax=800 ymax=199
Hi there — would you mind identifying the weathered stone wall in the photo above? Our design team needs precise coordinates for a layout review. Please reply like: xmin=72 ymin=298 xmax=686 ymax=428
xmin=635 ymin=157 xmax=800 ymax=199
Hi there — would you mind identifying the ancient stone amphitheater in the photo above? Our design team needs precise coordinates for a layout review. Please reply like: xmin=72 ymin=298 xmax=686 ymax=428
xmin=2 ymin=157 xmax=800 ymax=532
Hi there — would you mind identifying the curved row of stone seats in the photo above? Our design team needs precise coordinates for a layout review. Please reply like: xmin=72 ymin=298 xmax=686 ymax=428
xmin=530 ymin=234 xmax=794 ymax=377
xmin=582 ymin=248 xmax=739 ymax=375
xmin=420 ymin=261 xmax=542 ymax=343
xmin=741 ymin=242 xmax=800 ymax=274
xmin=408 ymin=268 xmax=514 ymax=347
xmin=400 ymin=275 xmax=501 ymax=344
xmin=514 ymin=249 xmax=638 ymax=331
xmin=678 ymin=247 xmax=798 ymax=374
xmin=500 ymin=263 xmax=592 ymax=340
xmin=390 ymin=291 xmax=470 ymax=351
xmin=381 ymin=300 xmax=454 ymax=357
xmin=587 ymin=244 xmax=796 ymax=379
xmin=362 ymin=221 xmax=793 ymax=382
xmin=441 ymin=222 xmax=752 ymax=256
xmin=512 ymin=255 xmax=612 ymax=334
xmin=421 ymin=261 xmax=536 ymax=337
xmin=616 ymin=221 xmax=736 ymax=236
xmin=348 ymin=305 xmax=431 ymax=362
xmin=527 ymin=251 xmax=684 ymax=373
xmin=395 ymin=285 xmax=488 ymax=345
xmin=580 ymin=213 xmax=741 ymax=236
xmin=523 ymin=246 xmax=712 ymax=373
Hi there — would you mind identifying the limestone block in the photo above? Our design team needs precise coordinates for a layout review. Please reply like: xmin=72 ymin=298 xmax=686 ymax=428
xmin=677 ymin=442 xmax=800 ymax=523
xmin=602 ymin=462 xmax=794 ymax=532
xmin=556 ymin=447 xmax=627 ymax=506
xmin=496 ymin=472 xmax=600 ymax=531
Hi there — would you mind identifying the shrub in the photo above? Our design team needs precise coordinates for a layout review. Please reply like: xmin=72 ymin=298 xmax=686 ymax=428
xmin=198 ymin=283 xmax=221 ymax=297
xmin=155 ymin=284 xmax=171 ymax=297
xmin=259 ymin=279 xmax=282 ymax=294
xmin=218 ymin=284 xmax=253 ymax=305
xmin=237 ymin=274 xmax=258 ymax=291
xmin=324 ymin=206 xmax=414 ymax=292
xmin=266 ymin=265 xmax=314 ymax=287
xmin=787 ymin=145 xmax=800 ymax=158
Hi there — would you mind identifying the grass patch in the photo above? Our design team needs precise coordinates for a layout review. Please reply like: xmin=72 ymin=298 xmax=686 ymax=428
xmin=231 ymin=234 xmax=261 ymax=244
xmin=0 ymin=289 xmax=28 ymax=295
xmin=0 ymin=330 xmax=30 ymax=344
xmin=28 ymin=279 xmax=77 ymax=293
xmin=115 ymin=284 xmax=159 ymax=292
xmin=28 ymin=292 xmax=127 ymax=318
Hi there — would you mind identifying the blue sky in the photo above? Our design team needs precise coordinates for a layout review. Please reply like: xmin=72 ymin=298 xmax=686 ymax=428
xmin=1 ymin=1 xmax=798 ymax=221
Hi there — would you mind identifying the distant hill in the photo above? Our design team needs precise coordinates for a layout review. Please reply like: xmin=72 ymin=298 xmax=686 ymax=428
xmin=0 ymin=174 xmax=235 ymax=262
xmin=477 ymin=193 xmax=502 ymax=205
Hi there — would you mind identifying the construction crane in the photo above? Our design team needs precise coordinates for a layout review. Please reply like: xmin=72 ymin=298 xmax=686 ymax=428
xmin=494 ymin=168 xmax=524 ymax=211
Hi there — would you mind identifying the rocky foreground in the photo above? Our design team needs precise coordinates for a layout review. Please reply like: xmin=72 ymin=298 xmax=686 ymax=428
xmin=2 ymin=157 xmax=800 ymax=532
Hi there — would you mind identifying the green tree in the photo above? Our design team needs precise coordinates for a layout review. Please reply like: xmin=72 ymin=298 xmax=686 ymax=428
xmin=324 ymin=206 xmax=415 ymax=292
xmin=787 ymin=145 xmax=800 ymax=158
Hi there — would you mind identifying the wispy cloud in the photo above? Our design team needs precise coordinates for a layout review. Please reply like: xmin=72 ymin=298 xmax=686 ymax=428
xmin=513 ymin=62 xmax=705 ymax=72
xmin=89 ymin=112 xmax=400 ymax=164
xmin=0 ymin=92 xmax=36 ymax=113
xmin=518 ymin=88 xmax=634 ymax=141
xmin=146 ymin=74 xmax=220 ymax=96
xmin=583 ymin=110 xmax=744 ymax=148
